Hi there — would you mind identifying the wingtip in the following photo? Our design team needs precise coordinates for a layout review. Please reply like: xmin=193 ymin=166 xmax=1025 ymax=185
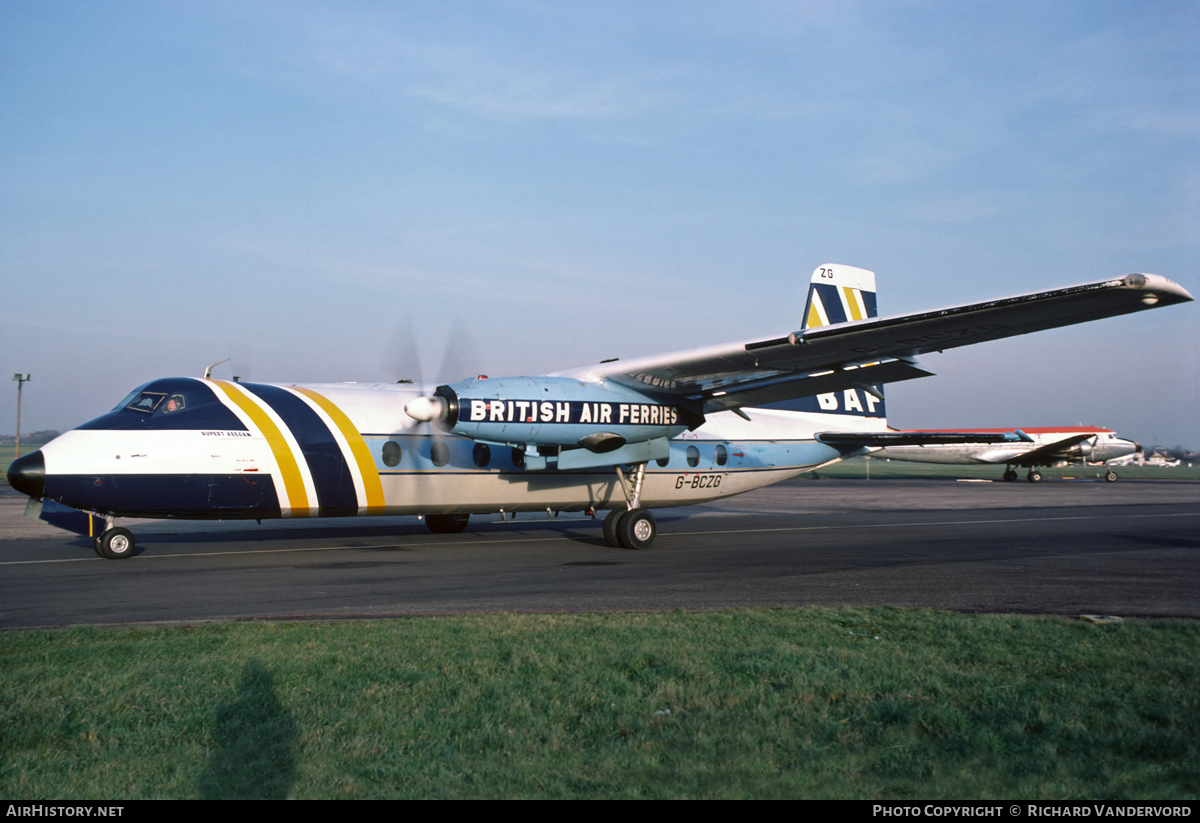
xmin=1125 ymin=273 xmax=1194 ymax=304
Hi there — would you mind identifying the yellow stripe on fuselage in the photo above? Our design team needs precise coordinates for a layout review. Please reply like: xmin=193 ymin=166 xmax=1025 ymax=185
xmin=292 ymin=386 xmax=387 ymax=511
xmin=211 ymin=380 xmax=311 ymax=515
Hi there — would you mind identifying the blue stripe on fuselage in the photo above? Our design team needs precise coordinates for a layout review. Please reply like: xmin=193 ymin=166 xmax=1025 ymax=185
xmin=240 ymin=383 xmax=358 ymax=516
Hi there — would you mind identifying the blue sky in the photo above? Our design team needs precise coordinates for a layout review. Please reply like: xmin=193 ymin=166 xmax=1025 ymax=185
xmin=2 ymin=1 xmax=1197 ymax=447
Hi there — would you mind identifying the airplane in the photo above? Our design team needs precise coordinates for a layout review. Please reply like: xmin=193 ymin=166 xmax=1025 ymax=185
xmin=819 ymin=426 xmax=1139 ymax=482
xmin=6 ymin=265 xmax=1192 ymax=559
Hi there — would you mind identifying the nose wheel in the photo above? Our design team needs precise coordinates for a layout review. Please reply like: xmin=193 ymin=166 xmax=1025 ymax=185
xmin=95 ymin=527 xmax=135 ymax=560
xmin=1105 ymin=470 xmax=1118 ymax=482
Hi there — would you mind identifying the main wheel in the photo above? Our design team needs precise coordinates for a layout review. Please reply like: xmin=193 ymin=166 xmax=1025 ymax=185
xmin=92 ymin=535 xmax=106 ymax=558
xmin=603 ymin=509 xmax=623 ymax=548
xmin=97 ymin=527 xmax=135 ymax=560
xmin=1027 ymin=470 xmax=1043 ymax=483
xmin=1002 ymin=469 xmax=1018 ymax=482
xmin=617 ymin=508 xmax=657 ymax=550
xmin=426 ymin=513 xmax=470 ymax=534
xmin=1105 ymin=471 xmax=1118 ymax=483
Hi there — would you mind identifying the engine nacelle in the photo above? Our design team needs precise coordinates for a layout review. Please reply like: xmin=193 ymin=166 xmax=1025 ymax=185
xmin=405 ymin=376 xmax=693 ymax=451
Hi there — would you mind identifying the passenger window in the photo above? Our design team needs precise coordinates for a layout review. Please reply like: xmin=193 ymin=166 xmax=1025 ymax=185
xmin=656 ymin=456 xmax=669 ymax=468
xmin=431 ymin=441 xmax=450 ymax=467
xmin=382 ymin=441 xmax=402 ymax=467
xmin=511 ymin=447 xmax=525 ymax=468
xmin=473 ymin=443 xmax=491 ymax=468
xmin=686 ymin=445 xmax=700 ymax=468
xmin=715 ymin=445 xmax=728 ymax=466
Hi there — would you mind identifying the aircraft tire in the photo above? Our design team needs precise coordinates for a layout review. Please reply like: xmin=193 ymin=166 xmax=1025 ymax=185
xmin=98 ymin=527 xmax=135 ymax=560
xmin=1002 ymin=470 xmax=1018 ymax=482
xmin=603 ymin=509 xmax=623 ymax=548
xmin=1105 ymin=471 xmax=1118 ymax=483
xmin=617 ymin=508 xmax=657 ymax=550
xmin=1027 ymin=470 xmax=1043 ymax=483
xmin=426 ymin=513 xmax=469 ymax=534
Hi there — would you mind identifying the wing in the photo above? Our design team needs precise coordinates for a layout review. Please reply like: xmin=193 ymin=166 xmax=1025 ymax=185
xmin=555 ymin=273 xmax=1192 ymax=412
xmin=990 ymin=433 xmax=1096 ymax=466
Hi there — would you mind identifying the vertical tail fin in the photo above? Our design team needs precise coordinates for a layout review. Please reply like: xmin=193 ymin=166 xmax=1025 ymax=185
xmin=802 ymin=264 xmax=878 ymax=329
xmin=755 ymin=263 xmax=886 ymax=420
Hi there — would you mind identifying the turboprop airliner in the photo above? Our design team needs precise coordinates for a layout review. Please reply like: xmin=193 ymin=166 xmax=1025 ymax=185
xmin=835 ymin=426 xmax=1139 ymax=483
xmin=6 ymin=265 xmax=1192 ymax=558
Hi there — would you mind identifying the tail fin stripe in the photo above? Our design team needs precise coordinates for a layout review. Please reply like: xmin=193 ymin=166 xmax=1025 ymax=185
xmin=813 ymin=284 xmax=848 ymax=324
xmin=843 ymin=286 xmax=865 ymax=321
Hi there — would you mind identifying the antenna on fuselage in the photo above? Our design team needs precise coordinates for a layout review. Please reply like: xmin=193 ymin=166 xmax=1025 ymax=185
xmin=203 ymin=358 xmax=230 ymax=380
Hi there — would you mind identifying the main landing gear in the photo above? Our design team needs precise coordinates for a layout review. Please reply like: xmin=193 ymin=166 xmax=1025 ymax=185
xmin=1003 ymin=466 xmax=1043 ymax=483
xmin=1105 ymin=470 xmax=1119 ymax=483
xmin=603 ymin=462 xmax=658 ymax=550
xmin=94 ymin=524 xmax=135 ymax=560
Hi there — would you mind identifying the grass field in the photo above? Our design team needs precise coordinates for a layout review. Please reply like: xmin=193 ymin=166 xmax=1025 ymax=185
xmin=2 ymin=609 xmax=1196 ymax=799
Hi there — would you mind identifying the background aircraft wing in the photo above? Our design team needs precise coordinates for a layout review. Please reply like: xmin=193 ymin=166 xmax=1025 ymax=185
xmin=979 ymin=433 xmax=1096 ymax=465
xmin=815 ymin=430 xmax=1034 ymax=448
xmin=556 ymin=274 xmax=1192 ymax=414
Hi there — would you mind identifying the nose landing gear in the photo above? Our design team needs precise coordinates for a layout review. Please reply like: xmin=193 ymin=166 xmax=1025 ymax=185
xmin=95 ymin=526 xmax=135 ymax=559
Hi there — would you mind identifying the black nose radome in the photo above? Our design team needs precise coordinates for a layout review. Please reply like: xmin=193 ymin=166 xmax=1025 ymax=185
xmin=7 ymin=450 xmax=45 ymax=499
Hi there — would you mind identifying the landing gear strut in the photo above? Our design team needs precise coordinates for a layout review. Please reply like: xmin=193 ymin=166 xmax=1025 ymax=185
xmin=604 ymin=462 xmax=658 ymax=550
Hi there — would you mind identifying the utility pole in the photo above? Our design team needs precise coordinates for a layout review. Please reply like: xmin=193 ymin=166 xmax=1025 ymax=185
xmin=12 ymin=373 xmax=30 ymax=458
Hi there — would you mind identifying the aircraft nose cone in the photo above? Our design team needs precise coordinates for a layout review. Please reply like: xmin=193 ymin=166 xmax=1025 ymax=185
xmin=6 ymin=450 xmax=45 ymax=499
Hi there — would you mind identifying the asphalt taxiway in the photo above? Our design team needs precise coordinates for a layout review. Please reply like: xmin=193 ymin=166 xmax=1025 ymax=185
xmin=1 ymin=477 xmax=1197 ymax=628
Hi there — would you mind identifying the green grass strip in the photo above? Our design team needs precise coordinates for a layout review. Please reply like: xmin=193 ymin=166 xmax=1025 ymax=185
xmin=2 ymin=608 xmax=1197 ymax=799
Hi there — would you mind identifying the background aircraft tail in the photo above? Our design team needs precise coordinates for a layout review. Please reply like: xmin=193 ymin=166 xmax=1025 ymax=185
xmin=757 ymin=264 xmax=886 ymax=420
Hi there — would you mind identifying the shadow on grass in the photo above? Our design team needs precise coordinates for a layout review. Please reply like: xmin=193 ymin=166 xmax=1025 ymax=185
xmin=198 ymin=660 xmax=298 ymax=799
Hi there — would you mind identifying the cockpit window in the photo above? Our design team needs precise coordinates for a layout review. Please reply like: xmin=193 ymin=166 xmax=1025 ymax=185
xmin=125 ymin=392 xmax=167 ymax=414
xmin=161 ymin=394 xmax=186 ymax=414
xmin=111 ymin=383 xmax=152 ymax=412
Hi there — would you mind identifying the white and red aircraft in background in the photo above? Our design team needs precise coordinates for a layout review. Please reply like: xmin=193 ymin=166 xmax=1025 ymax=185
xmin=818 ymin=426 xmax=1138 ymax=482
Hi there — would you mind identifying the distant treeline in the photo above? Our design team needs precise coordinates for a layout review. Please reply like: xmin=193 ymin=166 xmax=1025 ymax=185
xmin=0 ymin=430 xmax=61 ymax=444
